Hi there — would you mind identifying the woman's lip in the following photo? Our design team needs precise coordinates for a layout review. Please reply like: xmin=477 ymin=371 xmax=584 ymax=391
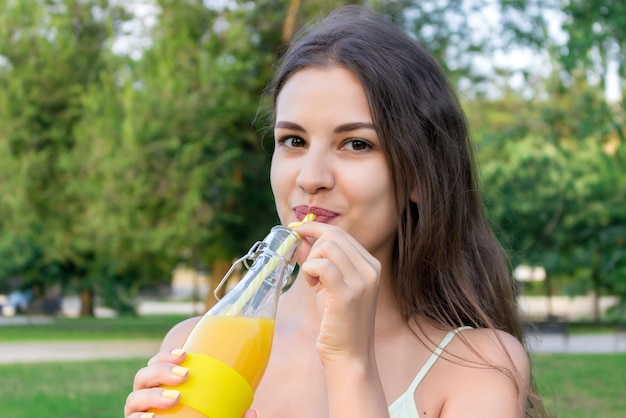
xmin=293 ymin=206 xmax=338 ymax=223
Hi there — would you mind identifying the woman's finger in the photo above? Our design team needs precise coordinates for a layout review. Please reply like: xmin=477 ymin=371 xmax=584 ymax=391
xmin=133 ymin=361 xmax=189 ymax=390
xmin=147 ymin=348 xmax=186 ymax=367
xmin=124 ymin=387 xmax=180 ymax=417
xmin=294 ymin=222 xmax=379 ymax=275
xmin=243 ymin=409 xmax=260 ymax=418
xmin=303 ymin=236 xmax=379 ymax=294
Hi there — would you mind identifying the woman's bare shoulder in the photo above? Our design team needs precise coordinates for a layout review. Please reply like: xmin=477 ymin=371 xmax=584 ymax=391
xmin=436 ymin=327 xmax=530 ymax=417
xmin=457 ymin=327 xmax=529 ymax=368
xmin=160 ymin=316 xmax=201 ymax=351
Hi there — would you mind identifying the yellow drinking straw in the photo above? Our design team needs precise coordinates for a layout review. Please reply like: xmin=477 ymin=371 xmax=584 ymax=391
xmin=224 ymin=213 xmax=316 ymax=315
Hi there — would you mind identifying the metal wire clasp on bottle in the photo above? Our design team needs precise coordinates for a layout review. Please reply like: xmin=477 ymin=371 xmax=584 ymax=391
xmin=212 ymin=240 xmax=293 ymax=301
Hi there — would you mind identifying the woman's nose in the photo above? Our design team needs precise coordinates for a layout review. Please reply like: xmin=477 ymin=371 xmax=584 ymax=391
xmin=296 ymin=146 xmax=335 ymax=194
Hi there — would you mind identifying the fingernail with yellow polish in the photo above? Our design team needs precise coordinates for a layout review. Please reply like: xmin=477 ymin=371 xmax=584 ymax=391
xmin=172 ymin=366 xmax=188 ymax=377
xmin=171 ymin=348 xmax=185 ymax=357
xmin=162 ymin=389 xmax=180 ymax=400
xmin=288 ymin=221 xmax=302 ymax=228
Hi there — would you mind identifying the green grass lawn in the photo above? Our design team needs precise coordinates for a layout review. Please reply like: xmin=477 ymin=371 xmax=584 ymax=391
xmin=0 ymin=354 xmax=623 ymax=417
xmin=532 ymin=354 xmax=626 ymax=418
xmin=1 ymin=316 xmax=625 ymax=417
xmin=0 ymin=314 xmax=189 ymax=341
xmin=0 ymin=358 xmax=145 ymax=418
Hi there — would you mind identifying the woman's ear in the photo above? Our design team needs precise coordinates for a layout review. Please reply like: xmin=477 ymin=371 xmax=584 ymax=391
xmin=410 ymin=187 xmax=419 ymax=203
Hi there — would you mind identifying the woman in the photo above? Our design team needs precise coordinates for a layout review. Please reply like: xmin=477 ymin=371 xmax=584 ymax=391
xmin=125 ymin=6 xmax=546 ymax=418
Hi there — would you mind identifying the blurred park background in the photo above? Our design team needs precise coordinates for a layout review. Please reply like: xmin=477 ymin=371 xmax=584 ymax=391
xmin=2 ymin=0 xmax=624 ymax=323
xmin=1 ymin=1 xmax=625 ymax=417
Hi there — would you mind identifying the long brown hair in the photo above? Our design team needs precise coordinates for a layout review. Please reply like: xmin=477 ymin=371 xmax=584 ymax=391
xmin=265 ymin=5 xmax=547 ymax=417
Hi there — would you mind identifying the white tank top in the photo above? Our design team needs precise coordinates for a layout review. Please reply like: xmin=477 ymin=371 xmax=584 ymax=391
xmin=387 ymin=327 xmax=471 ymax=418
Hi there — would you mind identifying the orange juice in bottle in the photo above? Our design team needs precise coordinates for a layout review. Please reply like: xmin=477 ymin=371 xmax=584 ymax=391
xmin=151 ymin=222 xmax=309 ymax=418
xmin=151 ymin=316 xmax=275 ymax=418
xmin=183 ymin=316 xmax=275 ymax=390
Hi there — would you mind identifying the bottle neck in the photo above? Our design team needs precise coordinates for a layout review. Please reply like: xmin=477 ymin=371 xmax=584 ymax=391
xmin=207 ymin=225 xmax=302 ymax=318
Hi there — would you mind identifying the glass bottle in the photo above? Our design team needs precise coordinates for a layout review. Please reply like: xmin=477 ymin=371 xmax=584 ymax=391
xmin=151 ymin=225 xmax=302 ymax=418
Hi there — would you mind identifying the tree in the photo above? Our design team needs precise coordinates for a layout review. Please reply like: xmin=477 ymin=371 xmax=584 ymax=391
xmin=477 ymin=65 xmax=626 ymax=320
xmin=1 ymin=0 xmax=584 ymax=316
xmin=0 ymin=0 xmax=130 ymax=315
xmin=560 ymin=0 xmax=625 ymax=145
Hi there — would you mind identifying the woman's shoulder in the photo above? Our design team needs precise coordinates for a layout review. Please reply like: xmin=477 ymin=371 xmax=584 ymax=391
xmin=454 ymin=327 xmax=529 ymax=367
xmin=435 ymin=327 xmax=530 ymax=417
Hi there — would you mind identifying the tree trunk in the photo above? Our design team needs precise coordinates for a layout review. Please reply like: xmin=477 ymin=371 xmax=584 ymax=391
xmin=544 ymin=273 xmax=554 ymax=319
xmin=282 ymin=0 xmax=302 ymax=43
xmin=79 ymin=287 xmax=95 ymax=317
xmin=591 ymin=256 xmax=602 ymax=323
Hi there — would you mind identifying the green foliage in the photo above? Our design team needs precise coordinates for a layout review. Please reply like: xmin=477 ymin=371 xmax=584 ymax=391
xmin=401 ymin=0 xmax=552 ymax=95
xmin=562 ymin=0 xmax=626 ymax=73
xmin=1 ymin=0 xmax=624 ymax=316
xmin=109 ymin=0 xmax=287 ymax=278
xmin=469 ymin=0 xmax=626 ymax=308
xmin=560 ymin=0 xmax=626 ymax=144
xmin=0 ymin=0 xmax=285 ymax=313
xmin=479 ymin=92 xmax=626 ymax=312
xmin=0 ymin=1 xmax=131 ymax=306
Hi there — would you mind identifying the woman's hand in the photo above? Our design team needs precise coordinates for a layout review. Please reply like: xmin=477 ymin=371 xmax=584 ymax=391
xmin=291 ymin=221 xmax=381 ymax=366
xmin=124 ymin=348 xmax=188 ymax=417
xmin=124 ymin=346 xmax=261 ymax=418
xmin=291 ymin=221 xmax=389 ymax=417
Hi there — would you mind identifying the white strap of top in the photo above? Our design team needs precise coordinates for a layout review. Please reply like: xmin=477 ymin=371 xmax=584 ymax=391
xmin=407 ymin=326 xmax=472 ymax=393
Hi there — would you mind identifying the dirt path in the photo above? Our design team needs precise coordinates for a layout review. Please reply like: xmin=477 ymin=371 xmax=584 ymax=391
xmin=0 ymin=340 xmax=160 ymax=364
xmin=0 ymin=332 xmax=624 ymax=364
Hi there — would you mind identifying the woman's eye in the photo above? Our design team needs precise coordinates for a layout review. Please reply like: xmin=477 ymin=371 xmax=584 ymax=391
xmin=343 ymin=139 xmax=371 ymax=152
xmin=277 ymin=135 xmax=306 ymax=148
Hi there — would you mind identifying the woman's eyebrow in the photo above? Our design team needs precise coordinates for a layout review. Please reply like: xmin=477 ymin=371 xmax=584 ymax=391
xmin=334 ymin=122 xmax=376 ymax=133
xmin=275 ymin=121 xmax=376 ymax=133
xmin=275 ymin=121 xmax=305 ymax=131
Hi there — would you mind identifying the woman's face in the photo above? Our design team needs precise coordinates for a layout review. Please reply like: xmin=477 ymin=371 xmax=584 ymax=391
xmin=271 ymin=66 xmax=398 ymax=259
